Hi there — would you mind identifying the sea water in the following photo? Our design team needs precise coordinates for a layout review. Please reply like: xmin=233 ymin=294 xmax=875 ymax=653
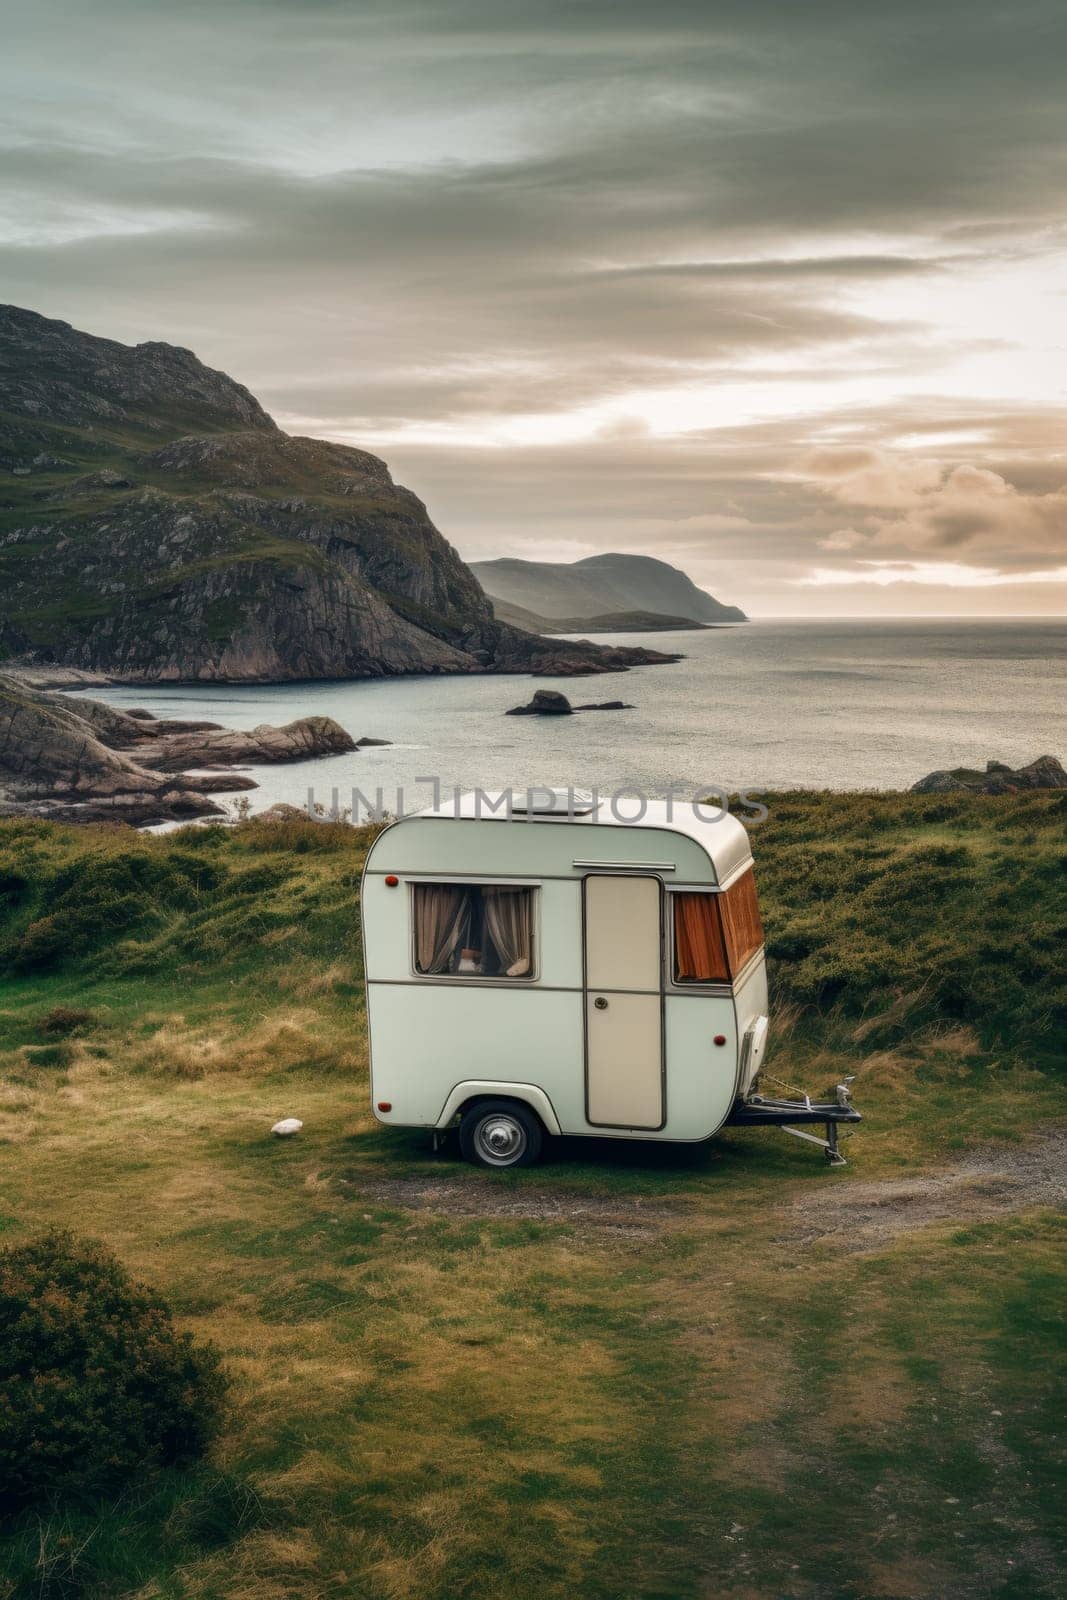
xmin=91 ymin=618 xmax=1067 ymax=814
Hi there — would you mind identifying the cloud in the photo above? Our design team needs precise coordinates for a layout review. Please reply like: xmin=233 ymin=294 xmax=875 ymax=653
xmin=1 ymin=0 xmax=1065 ymax=613
xmin=796 ymin=561 xmax=1067 ymax=588
xmin=817 ymin=529 xmax=865 ymax=552
xmin=590 ymin=255 xmax=950 ymax=282
xmin=800 ymin=447 xmax=1067 ymax=568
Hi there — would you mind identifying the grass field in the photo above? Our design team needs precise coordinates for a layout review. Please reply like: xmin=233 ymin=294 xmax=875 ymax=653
xmin=0 ymin=794 xmax=1063 ymax=1599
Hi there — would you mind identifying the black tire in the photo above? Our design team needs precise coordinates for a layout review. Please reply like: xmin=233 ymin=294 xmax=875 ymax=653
xmin=459 ymin=1099 xmax=544 ymax=1169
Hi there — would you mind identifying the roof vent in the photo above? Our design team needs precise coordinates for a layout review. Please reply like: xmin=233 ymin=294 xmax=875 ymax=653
xmin=509 ymin=787 xmax=596 ymax=816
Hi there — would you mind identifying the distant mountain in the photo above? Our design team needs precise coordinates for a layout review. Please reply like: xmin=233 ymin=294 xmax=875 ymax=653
xmin=490 ymin=597 xmax=710 ymax=634
xmin=471 ymin=554 xmax=746 ymax=626
xmin=0 ymin=306 xmax=678 ymax=682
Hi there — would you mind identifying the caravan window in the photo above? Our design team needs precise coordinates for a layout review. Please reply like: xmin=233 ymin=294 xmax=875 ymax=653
xmin=672 ymin=871 xmax=763 ymax=983
xmin=412 ymin=883 xmax=536 ymax=979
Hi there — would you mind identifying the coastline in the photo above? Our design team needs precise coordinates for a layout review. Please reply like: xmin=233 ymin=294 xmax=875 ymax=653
xmin=76 ymin=617 xmax=1067 ymax=807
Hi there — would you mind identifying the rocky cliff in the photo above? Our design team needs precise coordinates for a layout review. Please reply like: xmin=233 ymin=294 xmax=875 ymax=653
xmin=0 ymin=306 xmax=678 ymax=682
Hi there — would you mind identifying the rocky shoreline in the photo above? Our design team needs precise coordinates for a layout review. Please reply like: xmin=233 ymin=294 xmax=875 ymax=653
xmin=0 ymin=674 xmax=358 ymax=826
xmin=910 ymin=756 xmax=1067 ymax=794
xmin=7 ymin=658 xmax=1063 ymax=828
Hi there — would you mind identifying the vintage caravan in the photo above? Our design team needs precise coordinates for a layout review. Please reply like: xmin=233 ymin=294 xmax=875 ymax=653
xmin=361 ymin=790 xmax=859 ymax=1169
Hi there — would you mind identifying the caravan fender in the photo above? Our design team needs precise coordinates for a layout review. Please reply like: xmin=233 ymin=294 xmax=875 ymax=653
xmin=436 ymin=1081 xmax=562 ymax=1136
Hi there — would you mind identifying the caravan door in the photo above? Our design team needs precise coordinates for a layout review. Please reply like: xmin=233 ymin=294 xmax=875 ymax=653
xmin=583 ymin=875 xmax=665 ymax=1129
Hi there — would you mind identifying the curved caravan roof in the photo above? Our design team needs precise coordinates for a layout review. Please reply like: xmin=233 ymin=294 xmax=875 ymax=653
xmin=365 ymin=791 xmax=753 ymax=889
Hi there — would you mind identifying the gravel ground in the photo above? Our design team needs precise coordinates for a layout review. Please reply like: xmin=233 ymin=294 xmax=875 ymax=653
xmin=779 ymin=1126 xmax=1066 ymax=1251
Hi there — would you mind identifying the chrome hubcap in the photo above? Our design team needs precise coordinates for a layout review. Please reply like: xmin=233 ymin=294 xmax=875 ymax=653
xmin=475 ymin=1113 xmax=526 ymax=1166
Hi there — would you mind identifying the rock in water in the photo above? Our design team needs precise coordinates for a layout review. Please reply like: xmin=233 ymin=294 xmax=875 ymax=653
xmin=0 ymin=304 xmax=681 ymax=684
xmin=134 ymin=716 xmax=357 ymax=771
xmin=574 ymin=700 xmax=634 ymax=711
xmin=505 ymin=690 xmax=574 ymax=716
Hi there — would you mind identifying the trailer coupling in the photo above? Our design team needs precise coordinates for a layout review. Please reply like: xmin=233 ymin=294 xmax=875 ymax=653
xmin=727 ymin=1080 xmax=862 ymax=1166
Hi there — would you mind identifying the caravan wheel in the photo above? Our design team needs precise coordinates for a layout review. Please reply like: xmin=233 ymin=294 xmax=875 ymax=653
xmin=460 ymin=1100 xmax=544 ymax=1169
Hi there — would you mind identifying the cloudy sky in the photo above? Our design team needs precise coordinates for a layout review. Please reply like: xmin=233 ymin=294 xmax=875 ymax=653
xmin=3 ymin=0 xmax=1066 ymax=615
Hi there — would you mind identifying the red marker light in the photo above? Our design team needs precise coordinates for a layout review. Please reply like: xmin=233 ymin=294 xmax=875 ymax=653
xmin=385 ymin=874 xmax=399 ymax=887
xmin=713 ymin=1034 xmax=727 ymax=1047
xmin=377 ymin=1101 xmax=392 ymax=1112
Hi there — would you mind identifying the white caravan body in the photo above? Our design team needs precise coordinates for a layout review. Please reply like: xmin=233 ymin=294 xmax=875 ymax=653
xmin=361 ymin=792 xmax=769 ymax=1153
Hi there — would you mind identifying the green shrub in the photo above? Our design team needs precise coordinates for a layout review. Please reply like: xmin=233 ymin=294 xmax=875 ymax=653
xmin=0 ymin=870 xmax=28 ymax=909
xmin=0 ymin=846 xmax=237 ymax=973
xmin=0 ymin=1230 xmax=228 ymax=1510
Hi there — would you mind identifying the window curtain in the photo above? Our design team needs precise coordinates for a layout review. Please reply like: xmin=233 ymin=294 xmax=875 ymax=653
xmin=673 ymin=892 xmax=729 ymax=982
xmin=483 ymin=887 xmax=533 ymax=977
xmin=414 ymin=884 xmax=471 ymax=974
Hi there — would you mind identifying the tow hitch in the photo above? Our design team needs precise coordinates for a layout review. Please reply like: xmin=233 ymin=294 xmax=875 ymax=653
xmin=727 ymin=1078 xmax=861 ymax=1166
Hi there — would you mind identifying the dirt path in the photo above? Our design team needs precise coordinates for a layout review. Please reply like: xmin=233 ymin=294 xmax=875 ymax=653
xmin=779 ymin=1126 xmax=1066 ymax=1251
xmin=360 ymin=1172 xmax=680 ymax=1238
xmin=362 ymin=1128 xmax=1066 ymax=1250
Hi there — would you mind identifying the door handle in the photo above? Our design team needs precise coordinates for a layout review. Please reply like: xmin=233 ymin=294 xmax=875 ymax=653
xmin=594 ymin=996 xmax=609 ymax=1010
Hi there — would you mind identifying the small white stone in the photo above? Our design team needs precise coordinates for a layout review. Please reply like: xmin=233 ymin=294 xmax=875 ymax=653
xmin=271 ymin=1117 xmax=303 ymax=1137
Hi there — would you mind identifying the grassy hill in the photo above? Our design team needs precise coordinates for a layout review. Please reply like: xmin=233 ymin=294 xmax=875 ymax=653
xmin=488 ymin=595 xmax=712 ymax=633
xmin=0 ymin=792 xmax=1063 ymax=1598
xmin=470 ymin=553 xmax=747 ymax=625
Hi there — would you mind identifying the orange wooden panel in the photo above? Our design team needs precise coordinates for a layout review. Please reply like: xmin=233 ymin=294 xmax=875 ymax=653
xmin=718 ymin=869 xmax=764 ymax=975
xmin=673 ymin=891 xmax=729 ymax=982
